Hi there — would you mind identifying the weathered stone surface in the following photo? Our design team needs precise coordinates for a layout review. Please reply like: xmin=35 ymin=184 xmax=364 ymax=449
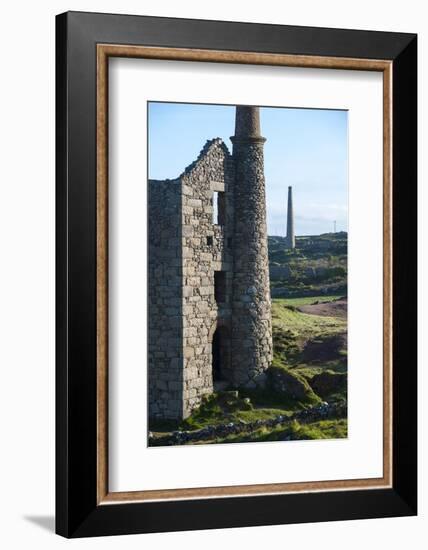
xmin=230 ymin=106 xmax=273 ymax=386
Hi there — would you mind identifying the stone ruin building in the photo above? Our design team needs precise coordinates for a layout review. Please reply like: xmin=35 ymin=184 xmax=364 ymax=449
xmin=149 ymin=106 xmax=273 ymax=420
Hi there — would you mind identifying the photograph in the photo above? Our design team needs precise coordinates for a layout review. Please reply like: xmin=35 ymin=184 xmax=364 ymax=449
xmin=51 ymin=8 xmax=417 ymax=540
xmin=148 ymin=102 xmax=348 ymax=446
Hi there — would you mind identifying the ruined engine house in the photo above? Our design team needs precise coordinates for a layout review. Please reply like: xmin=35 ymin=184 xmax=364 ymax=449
xmin=149 ymin=106 xmax=273 ymax=420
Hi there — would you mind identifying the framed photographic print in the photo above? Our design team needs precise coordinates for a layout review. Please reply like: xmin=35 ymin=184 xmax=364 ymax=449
xmin=56 ymin=11 xmax=417 ymax=537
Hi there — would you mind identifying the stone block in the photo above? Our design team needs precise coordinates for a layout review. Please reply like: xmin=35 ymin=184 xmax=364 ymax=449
xmin=199 ymin=287 xmax=212 ymax=296
xmin=184 ymin=347 xmax=195 ymax=358
xmin=182 ymin=247 xmax=194 ymax=259
xmin=210 ymin=180 xmax=225 ymax=192
xmin=182 ymin=286 xmax=194 ymax=297
xmin=182 ymin=225 xmax=194 ymax=237
xmin=182 ymin=184 xmax=193 ymax=196
xmin=188 ymin=198 xmax=202 ymax=208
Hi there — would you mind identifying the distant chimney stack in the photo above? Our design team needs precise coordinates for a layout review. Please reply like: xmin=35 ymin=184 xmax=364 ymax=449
xmin=285 ymin=186 xmax=295 ymax=249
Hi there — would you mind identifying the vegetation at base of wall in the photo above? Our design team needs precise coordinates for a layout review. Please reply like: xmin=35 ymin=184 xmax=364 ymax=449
xmin=149 ymin=393 xmax=347 ymax=445
xmin=149 ymin=386 xmax=322 ymax=435
xmin=179 ymin=391 xmax=295 ymax=432
xmin=203 ymin=418 xmax=348 ymax=445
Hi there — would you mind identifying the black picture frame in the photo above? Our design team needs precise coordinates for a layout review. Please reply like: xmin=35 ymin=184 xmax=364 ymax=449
xmin=56 ymin=11 xmax=417 ymax=538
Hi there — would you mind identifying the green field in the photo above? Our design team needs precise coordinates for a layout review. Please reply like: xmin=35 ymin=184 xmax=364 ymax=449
xmin=280 ymin=295 xmax=342 ymax=307
xmin=272 ymin=299 xmax=346 ymax=338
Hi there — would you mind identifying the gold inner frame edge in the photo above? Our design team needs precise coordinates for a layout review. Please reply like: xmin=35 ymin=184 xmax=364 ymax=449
xmin=96 ymin=44 xmax=393 ymax=504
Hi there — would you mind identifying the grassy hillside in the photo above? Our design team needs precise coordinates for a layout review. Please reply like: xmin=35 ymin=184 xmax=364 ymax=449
xmin=149 ymin=232 xmax=348 ymax=446
xmin=269 ymin=232 xmax=347 ymax=298
xmin=271 ymin=298 xmax=347 ymax=402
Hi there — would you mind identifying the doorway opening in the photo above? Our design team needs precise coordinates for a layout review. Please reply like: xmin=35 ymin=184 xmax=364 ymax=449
xmin=214 ymin=271 xmax=226 ymax=304
xmin=212 ymin=325 xmax=230 ymax=388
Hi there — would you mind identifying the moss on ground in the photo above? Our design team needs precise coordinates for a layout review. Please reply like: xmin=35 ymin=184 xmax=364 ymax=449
xmin=192 ymin=418 xmax=348 ymax=445
xmin=179 ymin=391 xmax=295 ymax=432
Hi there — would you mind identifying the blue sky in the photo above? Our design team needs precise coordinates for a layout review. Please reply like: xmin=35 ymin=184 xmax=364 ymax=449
xmin=148 ymin=102 xmax=348 ymax=236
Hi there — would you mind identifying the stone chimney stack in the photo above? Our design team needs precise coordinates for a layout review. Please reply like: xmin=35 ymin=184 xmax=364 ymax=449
xmin=285 ymin=185 xmax=295 ymax=249
xmin=230 ymin=106 xmax=273 ymax=387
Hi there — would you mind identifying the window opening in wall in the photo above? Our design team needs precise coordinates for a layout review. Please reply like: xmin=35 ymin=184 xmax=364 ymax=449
xmin=212 ymin=191 xmax=225 ymax=225
xmin=213 ymin=191 xmax=218 ymax=224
